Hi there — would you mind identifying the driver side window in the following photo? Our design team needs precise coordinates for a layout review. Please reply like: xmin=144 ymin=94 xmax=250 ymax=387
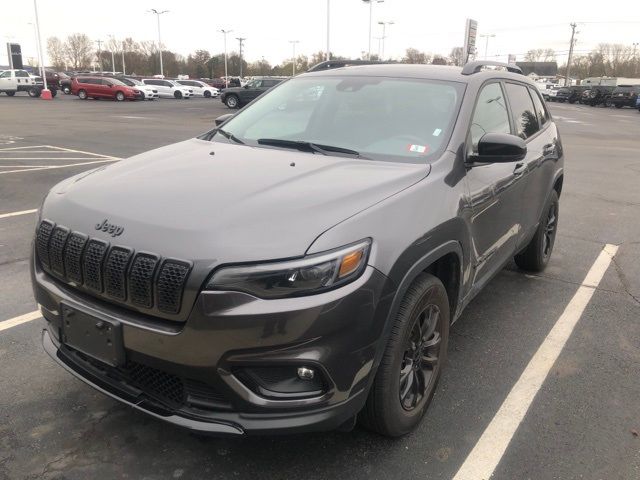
xmin=469 ymin=82 xmax=511 ymax=153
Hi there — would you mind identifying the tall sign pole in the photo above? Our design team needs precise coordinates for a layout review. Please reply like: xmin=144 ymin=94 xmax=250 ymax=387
xmin=463 ymin=19 xmax=478 ymax=65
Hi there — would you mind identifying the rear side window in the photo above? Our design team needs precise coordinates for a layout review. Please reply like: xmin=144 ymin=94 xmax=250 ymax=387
xmin=144 ymin=79 xmax=158 ymax=86
xmin=469 ymin=82 xmax=511 ymax=152
xmin=528 ymin=87 xmax=549 ymax=127
xmin=162 ymin=81 xmax=173 ymax=87
xmin=505 ymin=83 xmax=539 ymax=139
xmin=16 ymin=70 xmax=30 ymax=78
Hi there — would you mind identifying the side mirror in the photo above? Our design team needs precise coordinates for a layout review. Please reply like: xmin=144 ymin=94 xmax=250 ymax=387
xmin=243 ymin=84 xmax=249 ymax=89
xmin=471 ymin=133 xmax=527 ymax=163
xmin=215 ymin=113 xmax=234 ymax=126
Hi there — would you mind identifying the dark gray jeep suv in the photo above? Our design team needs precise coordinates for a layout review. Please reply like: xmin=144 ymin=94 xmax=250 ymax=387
xmin=32 ymin=61 xmax=563 ymax=437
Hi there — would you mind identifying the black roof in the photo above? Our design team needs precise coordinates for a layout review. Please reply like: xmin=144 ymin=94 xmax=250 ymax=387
xmin=515 ymin=62 xmax=558 ymax=77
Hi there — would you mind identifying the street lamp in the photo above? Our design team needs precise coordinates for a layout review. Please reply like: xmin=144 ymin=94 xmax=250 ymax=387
xmin=633 ymin=43 xmax=639 ymax=76
xmin=236 ymin=37 xmax=246 ymax=78
xmin=121 ymin=41 xmax=126 ymax=75
xmin=362 ymin=0 xmax=383 ymax=60
xmin=108 ymin=35 xmax=116 ymax=74
xmin=219 ymin=29 xmax=233 ymax=88
xmin=326 ymin=0 xmax=331 ymax=61
xmin=479 ymin=33 xmax=495 ymax=60
xmin=149 ymin=9 xmax=169 ymax=77
xmin=32 ymin=0 xmax=49 ymax=97
xmin=27 ymin=22 xmax=42 ymax=78
xmin=289 ymin=40 xmax=300 ymax=75
xmin=377 ymin=20 xmax=394 ymax=60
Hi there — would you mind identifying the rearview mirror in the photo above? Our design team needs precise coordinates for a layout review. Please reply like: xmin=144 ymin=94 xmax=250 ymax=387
xmin=215 ymin=113 xmax=234 ymax=126
xmin=471 ymin=133 xmax=527 ymax=163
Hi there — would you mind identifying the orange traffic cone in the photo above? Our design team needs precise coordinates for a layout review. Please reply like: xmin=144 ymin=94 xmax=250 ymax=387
xmin=40 ymin=89 xmax=53 ymax=100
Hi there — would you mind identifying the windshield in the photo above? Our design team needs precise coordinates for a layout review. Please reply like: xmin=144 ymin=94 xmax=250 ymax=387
xmin=109 ymin=78 xmax=126 ymax=86
xmin=204 ymin=75 xmax=464 ymax=163
xmin=123 ymin=78 xmax=142 ymax=86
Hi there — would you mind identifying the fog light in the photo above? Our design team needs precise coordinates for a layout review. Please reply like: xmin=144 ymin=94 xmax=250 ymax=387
xmin=297 ymin=367 xmax=315 ymax=380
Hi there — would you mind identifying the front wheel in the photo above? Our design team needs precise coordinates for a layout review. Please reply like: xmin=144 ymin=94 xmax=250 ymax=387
xmin=174 ymin=90 xmax=183 ymax=99
xmin=359 ymin=273 xmax=449 ymax=437
xmin=615 ymin=104 xmax=623 ymax=109
xmin=115 ymin=91 xmax=125 ymax=102
xmin=225 ymin=94 xmax=239 ymax=109
xmin=204 ymin=90 xmax=211 ymax=98
xmin=63 ymin=86 xmax=71 ymax=94
xmin=515 ymin=189 xmax=559 ymax=272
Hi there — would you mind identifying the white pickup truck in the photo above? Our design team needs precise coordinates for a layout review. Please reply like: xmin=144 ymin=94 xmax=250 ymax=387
xmin=0 ymin=69 xmax=56 ymax=97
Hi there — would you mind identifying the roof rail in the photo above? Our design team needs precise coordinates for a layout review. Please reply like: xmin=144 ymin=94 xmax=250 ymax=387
xmin=307 ymin=59 xmax=396 ymax=72
xmin=461 ymin=61 xmax=523 ymax=76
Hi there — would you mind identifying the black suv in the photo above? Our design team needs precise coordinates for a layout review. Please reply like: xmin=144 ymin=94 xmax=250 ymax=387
xmin=609 ymin=85 xmax=640 ymax=108
xmin=555 ymin=85 xmax=588 ymax=104
xmin=32 ymin=61 xmax=563 ymax=437
xmin=586 ymin=85 xmax=615 ymax=106
xmin=220 ymin=76 xmax=287 ymax=108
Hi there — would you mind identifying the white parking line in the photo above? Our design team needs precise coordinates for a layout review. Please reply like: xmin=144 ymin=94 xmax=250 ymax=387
xmin=0 ymin=158 xmax=120 ymax=175
xmin=0 ymin=310 xmax=41 ymax=333
xmin=0 ymin=209 xmax=37 ymax=220
xmin=453 ymin=243 xmax=619 ymax=480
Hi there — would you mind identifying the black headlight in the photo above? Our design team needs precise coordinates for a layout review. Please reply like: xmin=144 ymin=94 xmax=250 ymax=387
xmin=204 ymin=239 xmax=371 ymax=299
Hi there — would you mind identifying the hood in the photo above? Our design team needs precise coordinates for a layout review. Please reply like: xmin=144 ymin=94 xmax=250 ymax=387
xmin=42 ymin=138 xmax=429 ymax=265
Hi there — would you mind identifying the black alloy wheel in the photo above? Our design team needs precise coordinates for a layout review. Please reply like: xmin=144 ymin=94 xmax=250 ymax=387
xmin=515 ymin=189 xmax=559 ymax=272
xmin=399 ymin=303 xmax=443 ymax=411
xmin=359 ymin=273 xmax=450 ymax=437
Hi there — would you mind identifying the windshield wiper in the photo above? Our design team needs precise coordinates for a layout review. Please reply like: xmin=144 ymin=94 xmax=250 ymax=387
xmin=257 ymin=138 xmax=362 ymax=157
xmin=217 ymin=128 xmax=245 ymax=145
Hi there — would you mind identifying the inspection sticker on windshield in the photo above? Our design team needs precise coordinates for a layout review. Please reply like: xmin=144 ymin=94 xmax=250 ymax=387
xmin=432 ymin=128 xmax=442 ymax=137
xmin=408 ymin=144 xmax=429 ymax=154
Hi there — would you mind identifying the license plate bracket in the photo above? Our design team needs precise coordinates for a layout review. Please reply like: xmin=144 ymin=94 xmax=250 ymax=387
xmin=61 ymin=304 xmax=125 ymax=367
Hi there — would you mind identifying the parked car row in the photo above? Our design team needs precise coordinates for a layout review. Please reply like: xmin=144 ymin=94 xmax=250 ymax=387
xmin=543 ymin=84 xmax=640 ymax=110
xmin=0 ymin=69 xmax=59 ymax=97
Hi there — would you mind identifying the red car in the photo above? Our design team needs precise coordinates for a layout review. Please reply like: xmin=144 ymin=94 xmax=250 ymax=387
xmin=71 ymin=76 xmax=139 ymax=101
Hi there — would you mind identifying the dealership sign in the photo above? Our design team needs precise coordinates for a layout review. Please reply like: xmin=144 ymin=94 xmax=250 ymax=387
xmin=463 ymin=19 xmax=477 ymax=65
xmin=6 ymin=43 xmax=23 ymax=69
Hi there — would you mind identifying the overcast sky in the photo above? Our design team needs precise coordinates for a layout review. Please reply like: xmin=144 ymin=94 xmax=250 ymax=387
xmin=3 ymin=0 xmax=639 ymax=68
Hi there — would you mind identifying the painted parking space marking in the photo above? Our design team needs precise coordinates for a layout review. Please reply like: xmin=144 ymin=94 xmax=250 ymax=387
xmin=0 ymin=209 xmax=38 ymax=220
xmin=0 ymin=144 xmax=121 ymax=174
xmin=0 ymin=310 xmax=41 ymax=333
xmin=453 ymin=244 xmax=619 ymax=480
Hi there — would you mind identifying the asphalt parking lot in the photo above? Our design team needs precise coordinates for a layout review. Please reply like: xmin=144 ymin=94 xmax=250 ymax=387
xmin=1 ymin=94 xmax=639 ymax=480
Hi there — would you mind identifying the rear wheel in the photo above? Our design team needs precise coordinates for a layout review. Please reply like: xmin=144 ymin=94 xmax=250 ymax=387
xmin=63 ymin=86 xmax=71 ymax=94
xmin=615 ymin=104 xmax=623 ymax=109
xmin=78 ymin=89 xmax=88 ymax=100
xmin=225 ymin=94 xmax=239 ymax=109
xmin=515 ymin=190 xmax=559 ymax=272
xmin=174 ymin=90 xmax=183 ymax=99
xmin=5 ymin=91 xmax=15 ymax=97
xmin=115 ymin=91 xmax=125 ymax=102
xmin=359 ymin=273 xmax=449 ymax=437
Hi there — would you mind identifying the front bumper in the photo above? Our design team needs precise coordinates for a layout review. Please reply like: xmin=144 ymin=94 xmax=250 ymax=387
xmin=33 ymin=254 xmax=392 ymax=435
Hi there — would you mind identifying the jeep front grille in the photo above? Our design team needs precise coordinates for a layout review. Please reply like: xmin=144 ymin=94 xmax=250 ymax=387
xmin=36 ymin=220 xmax=191 ymax=316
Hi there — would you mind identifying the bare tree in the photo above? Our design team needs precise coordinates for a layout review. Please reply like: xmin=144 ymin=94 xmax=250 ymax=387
xmin=449 ymin=47 xmax=463 ymax=66
xmin=542 ymin=49 xmax=556 ymax=62
xmin=64 ymin=34 xmax=94 ymax=69
xmin=524 ymin=49 xmax=545 ymax=62
xmin=47 ymin=37 xmax=66 ymax=70
xmin=402 ymin=48 xmax=431 ymax=64
xmin=431 ymin=55 xmax=447 ymax=65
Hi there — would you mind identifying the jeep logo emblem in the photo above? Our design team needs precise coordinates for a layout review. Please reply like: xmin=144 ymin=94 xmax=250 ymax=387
xmin=95 ymin=219 xmax=124 ymax=237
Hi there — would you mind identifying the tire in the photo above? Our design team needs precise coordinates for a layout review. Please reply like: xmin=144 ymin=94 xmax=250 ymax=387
xmin=204 ymin=90 xmax=211 ymax=98
xmin=514 ymin=189 xmax=559 ymax=272
xmin=174 ymin=90 xmax=183 ymax=99
xmin=63 ymin=86 xmax=71 ymax=94
xmin=115 ymin=91 xmax=125 ymax=102
xmin=5 ymin=91 xmax=15 ymax=97
xmin=78 ymin=89 xmax=88 ymax=100
xmin=615 ymin=104 xmax=622 ymax=109
xmin=51 ymin=89 xmax=57 ymax=98
xmin=225 ymin=94 xmax=239 ymax=109
xmin=28 ymin=88 xmax=40 ymax=97
xmin=359 ymin=273 xmax=450 ymax=437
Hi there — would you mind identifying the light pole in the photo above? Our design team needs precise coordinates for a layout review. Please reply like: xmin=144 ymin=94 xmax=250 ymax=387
xmin=121 ymin=41 xmax=126 ymax=75
xmin=633 ymin=42 xmax=639 ymax=76
xmin=108 ymin=35 xmax=116 ymax=74
xmin=326 ymin=0 xmax=330 ymax=61
xmin=219 ymin=29 xmax=232 ymax=88
xmin=32 ymin=0 xmax=49 ymax=97
xmin=149 ymin=9 xmax=168 ymax=77
xmin=362 ymin=0 xmax=383 ymax=60
xmin=479 ymin=33 xmax=495 ymax=60
xmin=236 ymin=37 xmax=246 ymax=78
xmin=377 ymin=20 xmax=393 ymax=60
xmin=289 ymin=40 xmax=300 ymax=75
xmin=27 ymin=22 xmax=42 ymax=78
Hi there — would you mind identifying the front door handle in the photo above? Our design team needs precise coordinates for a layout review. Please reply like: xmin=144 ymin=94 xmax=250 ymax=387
xmin=543 ymin=143 xmax=556 ymax=156
xmin=513 ymin=162 xmax=526 ymax=176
